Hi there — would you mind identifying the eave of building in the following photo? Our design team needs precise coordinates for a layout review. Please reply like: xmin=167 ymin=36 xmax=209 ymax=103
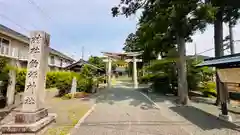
xmin=197 ymin=53 xmax=240 ymax=67
xmin=64 ymin=59 xmax=104 ymax=71
xmin=0 ymin=31 xmax=29 ymax=44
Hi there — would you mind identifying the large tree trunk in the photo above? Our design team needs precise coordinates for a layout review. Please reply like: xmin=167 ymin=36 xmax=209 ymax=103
xmin=229 ymin=20 xmax=234 ymax=54
xmin=214 ymin=8 xmax=224 ymax=106
xmin=177 ymin=35 xmax=189 ymax=105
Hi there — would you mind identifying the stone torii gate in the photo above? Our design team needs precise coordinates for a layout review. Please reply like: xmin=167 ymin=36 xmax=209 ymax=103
xmin=102 ymin=51 xmax=142 ymax=89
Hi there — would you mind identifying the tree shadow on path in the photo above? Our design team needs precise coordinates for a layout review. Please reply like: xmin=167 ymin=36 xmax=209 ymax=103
xmin=139 ymin=91 xmax=240 ymax=132
xmin=94 ymin=87 xmax=159 ymax=110
xmin=170 ymin=105 xmax=240 ymax=132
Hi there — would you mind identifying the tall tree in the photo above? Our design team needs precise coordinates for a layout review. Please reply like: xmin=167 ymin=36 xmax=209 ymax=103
xmin=223 ymin=7 xmax=240 ymax=54
xmin=210 ymin=1 xmax=240 ymax=105
xmin=112 ymin=0 xmax=215 ymax=105
xmin=88 ymin=56 xmax=105 ymax=69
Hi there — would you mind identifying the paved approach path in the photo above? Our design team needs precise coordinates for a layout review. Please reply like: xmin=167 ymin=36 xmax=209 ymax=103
xmin=71 ymin=84 xmax=190 ymax=135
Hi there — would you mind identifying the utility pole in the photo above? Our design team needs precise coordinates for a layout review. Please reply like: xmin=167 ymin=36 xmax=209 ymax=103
xmin=82 ymin=46 xmax=84 ymax=60
xmin=229 ymin=19 xmax=235 ymax=54
xmin=194 ymin=43 xmax=197 ymax=61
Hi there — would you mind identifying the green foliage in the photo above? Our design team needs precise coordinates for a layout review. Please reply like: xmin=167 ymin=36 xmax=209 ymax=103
xmin=112 ymin=0 xmax=218 ymax=64
xmin=201 ymin=82 xmax=217 ymax=97
xmin=140 ymin=73 xmax=176 ymax=94
xmin=140 ymin=58 xmax=214 ymax=95
xmin=187 ymin=59 xmax=203 ymax=91
xmin=88 ymin=56 xmax=105 ymax=69
xmin=139 ymin=74 xmax=156 ymax=84
xmin=62 ymin=93 xmax=72 ymax=100
xmin=80 ymin=65 xmax=95 ymax=78
xmin=0 ymin=57 xmax=10 ymax=96
xmin=15 ymin=69 xmax=96 ymax=96
xmin=97 ymin=76 xmax=106 ymax=84
xmin=16 ymin=68 xmax=26 ymax=92
xmin=54 ymin=72 xmax=76 ymax=96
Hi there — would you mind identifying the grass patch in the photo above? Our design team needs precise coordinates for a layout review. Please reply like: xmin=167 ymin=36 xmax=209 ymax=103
xmin=44 ymin=100 xmax=90 ymax=135
xmin=46 ymin=88 xmax=58 ymax=92
xmin=45 ymin=126 xmax=72 ymax=135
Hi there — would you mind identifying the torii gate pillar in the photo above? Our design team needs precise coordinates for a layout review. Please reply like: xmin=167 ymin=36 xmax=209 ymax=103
xmin=133 ymin=56 xmax=138 ymax=89
xmin=103 ymin=57 xmax=112 ymax=88
xmin=107 ymin=57 xmax=112 ymax=88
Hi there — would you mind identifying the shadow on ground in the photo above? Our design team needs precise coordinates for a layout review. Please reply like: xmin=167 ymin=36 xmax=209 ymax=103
xmin=93 ymin=87 xmax=159 ymax=110
xmin=138 ymin=89 xmax=240 ymax=132
xmin=115 ymin=81 xmax=134 ymax=88
xmin=170 ymin=105 xmax=240 ymax=132
xmin=0 ymin=110 xmax=11 ymax=122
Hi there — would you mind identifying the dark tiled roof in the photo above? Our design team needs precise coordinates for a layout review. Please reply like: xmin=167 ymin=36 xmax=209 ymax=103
xmin=65 ymin=59 xmax=104 ymax=71
xmin=50 ymin=48 xmax=75 ymax=61
xmin=187 ymin=55 xmax=211 ymax=60
xmin=0 ymin=24 xmax=74 ymax=61
xmin=197 ymin=53 xmax=240 ymax=67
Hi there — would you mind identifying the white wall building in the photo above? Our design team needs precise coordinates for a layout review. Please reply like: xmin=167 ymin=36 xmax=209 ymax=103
xmin=0 ymin=24 xmax=75 ymax=71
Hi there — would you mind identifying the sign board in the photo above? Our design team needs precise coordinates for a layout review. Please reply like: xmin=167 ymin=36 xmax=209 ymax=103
xmin=217 ymin=68 xmax=240 ymax=84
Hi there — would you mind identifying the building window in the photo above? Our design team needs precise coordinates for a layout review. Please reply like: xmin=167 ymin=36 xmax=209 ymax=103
xmin=0 ymin=38 xmax=10 ymax=55
xmin=60 ymin=59 xmax=63 ymax=67
xmin=50 ymin=56 xmax=55 ymax=65
xmin=65 ymin=60 xmax=69 ymax=66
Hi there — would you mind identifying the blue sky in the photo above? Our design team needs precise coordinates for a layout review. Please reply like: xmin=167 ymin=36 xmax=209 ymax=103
xmin=0 ymin=0 xmax=138 ymax=60
xmin=0 ymin=0 xmax=240 ymax=60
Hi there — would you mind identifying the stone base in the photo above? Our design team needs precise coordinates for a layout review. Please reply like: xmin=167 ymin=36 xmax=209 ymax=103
xmin=15 ymin=108 xmax=48 ymax=124
xmin=219 ymin=114 xmax=233 ymax=122
xmin=1 ymin=113 xmax=57 ymax=135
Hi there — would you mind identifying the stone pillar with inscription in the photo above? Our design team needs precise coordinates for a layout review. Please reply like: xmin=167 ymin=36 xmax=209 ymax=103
xmin=1 ymin=31 xmax=57 ymax=135
xmin=6 ymin=59 xmax=17 ymax=106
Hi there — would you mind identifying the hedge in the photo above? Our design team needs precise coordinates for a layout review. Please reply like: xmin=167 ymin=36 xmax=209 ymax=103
xmin=16 ymin=68 xmax=97 ymax=96
xmin=16 ymin=68 xmax=27 ymax=92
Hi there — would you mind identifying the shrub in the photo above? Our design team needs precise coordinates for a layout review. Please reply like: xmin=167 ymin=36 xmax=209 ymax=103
xmin=55 ymin=72 xmax=74 ymax=96
xmin=152 ymin=74 xmax=174 ymax=94
xmin=0 ymin=57 xmax=10 ymax=97
xmin=62 ymin=93 xmax=72 ymax=100
xmin=139 ymin=74 xmax=155 ymax=84
xmin=201 ymin=82 xmax=217 ymax=97
xmin=15 ymin=69 xmax=94 ymax=96
xmin=97 ymin=76 xmax=106 ymax=84
xmin=140 ymin=73 xmax=176 ymax=94
xmin=16 ymin=68 xmax=26 ymax=92
xmin=46 ymin=72 xmax=58 ymax=88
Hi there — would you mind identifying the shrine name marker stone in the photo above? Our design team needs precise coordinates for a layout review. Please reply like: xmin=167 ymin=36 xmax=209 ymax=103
xmin=1 ymin=31 xmax=57 ymax=135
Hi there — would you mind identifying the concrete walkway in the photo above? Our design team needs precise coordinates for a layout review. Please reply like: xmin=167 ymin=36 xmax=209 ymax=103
xmin=138 ymin=88 xmax=240 ymax=135
xmin=71 ymin=84 xmax=190 ymax=135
